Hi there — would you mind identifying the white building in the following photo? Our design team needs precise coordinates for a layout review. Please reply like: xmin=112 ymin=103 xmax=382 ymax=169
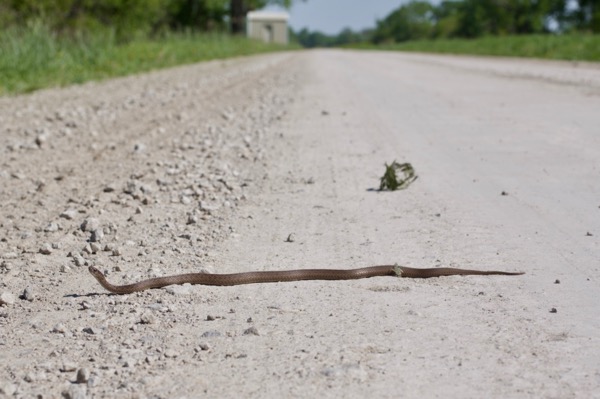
xmin=246 ymin=11 xmax=289 ymax=45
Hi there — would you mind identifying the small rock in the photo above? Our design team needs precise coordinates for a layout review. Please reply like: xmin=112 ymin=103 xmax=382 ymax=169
xmin=198 ymin=343 xmax=210 ymax=351
xmin=140 ymin=313 xmax=156 ymax=325
xmin=201 ymin=330 xmax=222 ymax=338
xmin=165 ymin=284 xmax=191 ymax=295
xmin=550 ymin=308 xmax=558 ymax=313
xmin=82 ymin=244 xmax=93 ymax=254
xmin=44 ymin=222 xmax=59 ymax=232
xmin=501 ymin=191 xmax=509 ymax=196
xmin=187 ymin=214 xmax=198 ymax=225
xmin=80 ymin=218 xmax=100 ymax=232
xmin=72 ymin=254 xmax=85 ymax=267
xmin=76 ymin=368 xmax=90 ymax=384
xmin=52 ymin=323 xmax=67 ymax=333
xmin=35 ymin=132 xmax=49 ymax=147
xmin=82 ymin=327 xmax=100 ymax=335
xmin=60 ymin=264 xmax=72 ymax=273
xmin=243 ymin=326 xmax=260 ymax=336
xmin=206 ymin=315 xmax=215 ymax=321
xmin=89 ymin=229 xmax=104 ymax=243
xmin=89 ymin=243 xmax=102 ymax=253
xmin=64 ymin=384 xmax=87 ymax=399
xmin=60 ymin=362 xmax=77 ymax=372
xmin=103 ymin=184 xmax=116 ymax=193
xmin=24 ymin=372 xmax=36 ymax=382
xmin=60 ymin=209 xmax=78 ymax=220
xmin=0 ymin=292 xmax=16 ymax=306
xmin=285 ymin=233 xmax=295 ymax=243
xmin=39 ymin=243 xmax=53 ymax=255
xmin=554 ymin=279 xmax=560 ymax=284
xmin=0 ymin=382 xmax=16 ymax=395
xmin=135 ymin=206 xmax=143 ymax=214
xmin=111 ymin=248 xmax=122 ymax=256
xmin=164 ymin=349 xmax=178 ymax=358
xmin=22 ymin=287 xmax=35 ymax=301
xmin=586 ymin=232 xmax=593 ymax=236
xmin=103 ymin=243 xmax=115 ymax=252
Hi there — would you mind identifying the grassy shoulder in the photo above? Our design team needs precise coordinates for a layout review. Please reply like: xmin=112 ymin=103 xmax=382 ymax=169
xmin=348 ymin=34 xmax=600 ymax=62
xmin=0 ymin=24 xmax=296 ymax=95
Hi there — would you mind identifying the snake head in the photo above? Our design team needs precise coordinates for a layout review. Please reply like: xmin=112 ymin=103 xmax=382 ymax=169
xmin=88 ymin=266 xmax=104 ymax=277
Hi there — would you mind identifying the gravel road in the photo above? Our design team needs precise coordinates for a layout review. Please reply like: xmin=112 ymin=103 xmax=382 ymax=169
xmin=1 ymin=50 xmax=599 ymax=398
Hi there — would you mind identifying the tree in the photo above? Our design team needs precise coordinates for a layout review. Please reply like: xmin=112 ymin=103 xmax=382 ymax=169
xmin=372 ymin=1 xmax=435 ymax=43
xmin=571 ymin=0 xmax=600 ymax=32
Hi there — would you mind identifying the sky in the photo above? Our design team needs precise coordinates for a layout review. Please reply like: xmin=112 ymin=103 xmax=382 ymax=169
xmin=264 ymin=0 xmax=413 ymax=35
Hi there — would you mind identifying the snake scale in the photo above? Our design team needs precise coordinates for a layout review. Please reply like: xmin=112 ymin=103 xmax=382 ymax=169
xmin=89 ymin=265 xmax=524 ymax=294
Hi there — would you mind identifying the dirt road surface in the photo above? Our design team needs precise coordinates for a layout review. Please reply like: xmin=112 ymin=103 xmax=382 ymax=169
xmin=1 ymin=50 xmax=599 ymax=398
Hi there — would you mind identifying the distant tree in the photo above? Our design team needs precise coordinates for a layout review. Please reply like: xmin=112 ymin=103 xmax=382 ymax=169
xmin=570 ymin=0 xmax=600 ymax=32
xmin=372 ymin=1 xmax=435 ymax=43
xmin=167 ymin=0 xmax=228 ymax=31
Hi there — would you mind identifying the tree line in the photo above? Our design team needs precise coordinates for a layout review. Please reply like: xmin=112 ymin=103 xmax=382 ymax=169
xmin=295 ymin=0 xmax=600 ymax=48
xmin=0 ymin=0 xmax=293 ymax=39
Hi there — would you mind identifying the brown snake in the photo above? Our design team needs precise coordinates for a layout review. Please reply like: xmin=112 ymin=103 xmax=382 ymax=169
xmin=88 ymin=265 xmax=524 ymax=294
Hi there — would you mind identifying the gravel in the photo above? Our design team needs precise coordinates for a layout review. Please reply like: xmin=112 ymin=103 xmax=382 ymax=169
xmin=0 ymin=52 xmax=299 ymax=398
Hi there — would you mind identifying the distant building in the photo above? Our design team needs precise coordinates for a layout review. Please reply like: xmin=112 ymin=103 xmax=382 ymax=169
xmin=246 ymin=11 xmax=289 ymax=45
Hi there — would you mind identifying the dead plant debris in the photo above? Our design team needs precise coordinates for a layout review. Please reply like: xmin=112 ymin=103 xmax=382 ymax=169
xmin=379 ymin=161 xmax=417 ymax=191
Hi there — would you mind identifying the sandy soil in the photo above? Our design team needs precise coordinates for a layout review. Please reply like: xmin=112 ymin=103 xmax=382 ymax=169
xmin=1 ymin=50 xmax=599 ymax=398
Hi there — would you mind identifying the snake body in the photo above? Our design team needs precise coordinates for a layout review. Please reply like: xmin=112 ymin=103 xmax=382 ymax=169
xmin=88 ymin=265 xmax=524 ymax=294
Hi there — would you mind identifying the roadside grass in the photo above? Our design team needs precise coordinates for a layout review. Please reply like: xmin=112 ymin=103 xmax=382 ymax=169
xmin=348 ymin=34 xmax=600 ymax=62
xmin=0 ymin=23 xmax=296 ymax=95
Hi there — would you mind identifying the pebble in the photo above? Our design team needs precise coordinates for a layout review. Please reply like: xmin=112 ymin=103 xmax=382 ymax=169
xmin=89 ymin=229 xmax=104 ymax=242
xmin=165 ymin=284 xmax=191 ymax=295
xmin=60 ymin=264 xmax=72 ymax=273
xmin=82 ymin=244 xmax=93 ymax=254
xmin=0 ymin=382 xmax=16 ymax=395
xmin=22 ymin=287 xmax=35 ymax=301
xmin=198 ymin=343 xmax=210 ymax=351
xmin=80 ymin=218 xmax=100 ymax=232
xmin=201 ymin=330 xmax=222 ymax=338
xmin=64 ymin=384 xmax=87 ymax=399
xmin=82 ymin=327 xmax=100 ymax=335
xmin=243 ymin=326 xmax=260 ymax=336
xmin=52 ymin=323 xmax=67 ymax=333
xmin=0 ymin=292 xmax=16 ymax=306
xmin=35 ymin=132 xmax=48 ymax=147
xmin=60 ymin=209 xmax=78 ymax=220
xmin=187 ymin=214 xmax=198 ymax=224
xmin=39 ymin=243 xmax=53 ymax=255
xmin=89 ymin=243 xmax=102 ymax=253
xmin=76 ymin=368 xmax=90 ymax=384
xmin=164 ymin=349 xmax=179 ymax=358
xmin=73 ymin=254 xmax=85 ymax=267
xmin=139 ymin=313 xmax=156 ymax=325
xmin=61 ymin=362 xmax=78 ymax=372
xmin=44 ymin=222 xmax=59 ymax=232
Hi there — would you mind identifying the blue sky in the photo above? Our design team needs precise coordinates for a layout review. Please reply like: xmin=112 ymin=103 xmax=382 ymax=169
xmin=264 ymin=0 xmax=412 ymax=35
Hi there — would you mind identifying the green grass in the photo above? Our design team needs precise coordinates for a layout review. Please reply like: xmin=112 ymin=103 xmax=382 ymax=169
xmin=0 ymin=23 xmax=296 ymax=95
xmin=349 ymin=34 xmax=600 ymax=62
